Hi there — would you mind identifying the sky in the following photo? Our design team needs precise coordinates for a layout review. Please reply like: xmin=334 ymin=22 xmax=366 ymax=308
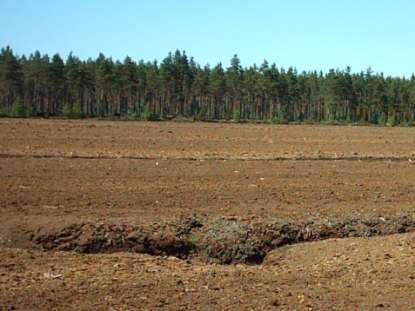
xmin=1 ymin=0 xmax=414 ymax=77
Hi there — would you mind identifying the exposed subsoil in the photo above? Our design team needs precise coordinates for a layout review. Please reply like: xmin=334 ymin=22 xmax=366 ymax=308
xmin=1 ymin=118 xmax=415 ymax=310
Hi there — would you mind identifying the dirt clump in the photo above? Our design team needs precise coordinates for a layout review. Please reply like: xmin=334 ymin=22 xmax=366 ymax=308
xmin=198 ymin=220 xmax=266 ymax=264
xmin=28 ymin=214 xmax=415 ymax=264
xmin=32 ymin=222 xmax=195 ymax=258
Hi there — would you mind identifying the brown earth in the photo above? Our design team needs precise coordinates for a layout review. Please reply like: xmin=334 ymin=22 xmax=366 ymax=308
xmin=1 ymin=118 xmax=415 ymax=310
xmin=2 ymin=118 xmax=415 ymax=160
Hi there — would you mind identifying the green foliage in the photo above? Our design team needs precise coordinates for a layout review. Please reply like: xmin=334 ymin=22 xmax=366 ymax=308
xmin=63 ymin=102 xmax=83 ymax=118
xmin=63 ymin=103 xmax=72 ymax=117
xmin=1 ymin=46 xmax=415 ymax=125
xmin=0 ymin=106 xmax=10 ymax=117
xmin=196 ymin=106 xmax=208 ymax=120
xmin=271 ymin=111 xmax=285 ymax=124
xmin=25 ymin=104 xmax=36 ymax=117
xmin=387 ymin=113 xmax=397 ymax=126
xmin=141 ymin=103 xmax=151 ymax=120
xmin=0 ymin=101 xmax=27 ymax=117
xmin=378 ymin=113 xmax=387 ymax=125
xmin=369 ymin=112 xmax=380 ymax=124
xmin=10 ymin=101 xmax=26 ymax=117
xmin=72 ymin=102 xmax=82 ymax=118
xmin=232 ymin=109 xmax=240 ymax=122
xmin=127 ymin=112 xmax=141 ymax=120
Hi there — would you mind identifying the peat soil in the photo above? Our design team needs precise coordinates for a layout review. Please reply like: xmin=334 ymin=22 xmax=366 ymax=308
xmin=24 ymin=214 xmax=415 ymax=265
xmin=1 ymin=119 xmax=415 ymax=309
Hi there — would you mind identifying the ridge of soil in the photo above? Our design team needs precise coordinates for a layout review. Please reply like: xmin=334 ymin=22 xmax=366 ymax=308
xmin=20 ymin=214 xmax=415 ymax=264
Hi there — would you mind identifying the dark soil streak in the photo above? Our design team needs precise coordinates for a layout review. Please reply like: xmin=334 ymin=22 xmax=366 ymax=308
xmin=0 ymin=152 xmax=413 ymax=162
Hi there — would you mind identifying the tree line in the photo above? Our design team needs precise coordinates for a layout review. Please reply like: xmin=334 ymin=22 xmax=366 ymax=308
xmin=1 ymin=46 xmax=414 ymax=125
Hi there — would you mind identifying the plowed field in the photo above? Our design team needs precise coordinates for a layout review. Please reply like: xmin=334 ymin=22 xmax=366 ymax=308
xmin=1 ymin=118 xmax=415 ymax=310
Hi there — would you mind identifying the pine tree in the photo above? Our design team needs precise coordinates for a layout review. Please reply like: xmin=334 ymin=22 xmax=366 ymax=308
xmin=0 ymin=46 xmax=24 ymax=113
xmin=1 ymin=46 xmax=414 ymax=125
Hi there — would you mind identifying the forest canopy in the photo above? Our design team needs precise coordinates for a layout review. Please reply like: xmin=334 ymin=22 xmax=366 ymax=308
xmin=1 ymin=46 xmax=414 ymax=125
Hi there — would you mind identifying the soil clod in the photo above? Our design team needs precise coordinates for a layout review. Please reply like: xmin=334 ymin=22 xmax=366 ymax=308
xmin=28 ymin=214 xmax=415 ymax=264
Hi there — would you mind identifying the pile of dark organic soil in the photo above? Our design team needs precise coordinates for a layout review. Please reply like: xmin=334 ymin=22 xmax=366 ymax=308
xmin=28 ymin=214 xmax=415 ymax=264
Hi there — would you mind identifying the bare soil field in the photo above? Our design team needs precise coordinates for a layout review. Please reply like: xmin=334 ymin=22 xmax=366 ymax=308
xmin=1 ymin=118 xmax=415 ymax=310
